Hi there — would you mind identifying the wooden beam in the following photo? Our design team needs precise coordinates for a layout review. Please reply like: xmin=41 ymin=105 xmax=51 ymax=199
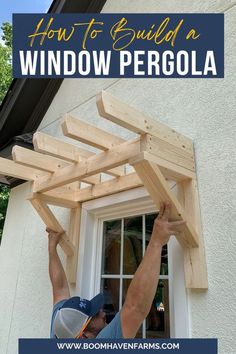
xmin=30 ymin=198 xmax=74 ymax=256
xmin=74 ymin=174 xmax=175 ymax=203
xmin=131 ymin=152 xmax=196 ymax=181
xmin=33 ymin=138 xmax=141 ymax=193
xmin=38 ymin=172 xmax=174 ymax=205
xmin=103 ymin=166 xmax=124 ymax=177
xmin=181 ymin=179 xmax=208 ymax=289
xmin=142 ymin=135 xmax=195 ymax=172
xmin=66 ymin=206 xmax=81 ymax=283
xmin=12 ymin=145 xmax=70 ymax=172
xmin=62 ymin=116 xmax=125 ymax=177
xmin=97 ymin=90 xmax=193 ymax=154
xmin=29 ymin=190 xmax=79 ymax=208
xmin=0 ymin=157 xmax=49 ymax=181
xmin=131 ymin=159 xmax=199 ymax=248
xmin=12 ymin=145 xmax=100 ymax=185
xmin=74 ymin=172 xmax=143 ymax=202
xmin=33 ymin=132 xmax=124 ymax=178
xmin=33 ymin=132 xmax=91 ymax=162
xmin=62 ymin=115 xmax=125 ymax=150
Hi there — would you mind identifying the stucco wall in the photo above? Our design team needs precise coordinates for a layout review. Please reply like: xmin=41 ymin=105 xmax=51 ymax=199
xmin=0 ymin=1 xmax=235 ymax=353
xmin=0 ymin=184 xmax=70 ymax=354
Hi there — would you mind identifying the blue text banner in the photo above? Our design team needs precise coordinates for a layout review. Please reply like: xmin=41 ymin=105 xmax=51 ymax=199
xmin=13 ymin=13 xmax=224 ymax=78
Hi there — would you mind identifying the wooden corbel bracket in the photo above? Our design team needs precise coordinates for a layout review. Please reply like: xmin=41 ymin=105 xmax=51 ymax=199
xmin=129 ymin=152 xmax=208 ymax=289
xmin=29 ymin=197 xmax=81 ymax=284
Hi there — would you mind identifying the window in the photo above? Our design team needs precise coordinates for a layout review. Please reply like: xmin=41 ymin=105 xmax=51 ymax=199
xmin=101 ymin=214 xmax=170 ymax=338
xmin=78 ymin=187 xmax=189 ymax=338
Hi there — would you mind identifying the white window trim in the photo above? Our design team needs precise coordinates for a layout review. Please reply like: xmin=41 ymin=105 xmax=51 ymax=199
xmin=76 ymin=187 xmax=190 ymax=338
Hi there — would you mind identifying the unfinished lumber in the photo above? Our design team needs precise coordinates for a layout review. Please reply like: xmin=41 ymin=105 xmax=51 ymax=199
xmin=29 ymin=190 xmax=78 ymax=208
xmin=62 ymin=116 xmax=125 ymax=177
xmin=12 ymin=144 xmax=100 ymax=185
xmin=74 ymin=172 xmax=143 ymax=202
xmin=62 ymin=115 xmax=125 ymax=150
xmin=180 ymin=179 xmax=208 ymax=289
xmin=97 ymin=90 xmax=193 ymax=154
xmin=141 ymin=134 xmax=195 ymax=172
xmin=33 ymin=132 xmax=91 ymax=162
xmin=130 ymin=159 xmax=199 ymax=248
xmin=0 ymin=90 xmax=207 ymax=289
xmin=12 ymin=145 xmax=70 ymax=172
xmin=33 ymin=132 xmax=124 ymax=178
xmin=0 ymin=157 xmax=49 ymax=181
xmin=131 ymin=152 xmax=195 ymax=181
xmin=32 ymin=172 xmax=173 ymax=206
xmin=33 ymin=138 xmax=141 ymax=193
xmin=66 ymin=206 xmax=81 ymax=283
xmin=30 ymin=198 xmax=74 ymax=256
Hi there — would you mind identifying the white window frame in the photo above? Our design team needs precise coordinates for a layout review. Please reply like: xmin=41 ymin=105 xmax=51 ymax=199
xmin=76 ymin=187 xmax=190 ymax=338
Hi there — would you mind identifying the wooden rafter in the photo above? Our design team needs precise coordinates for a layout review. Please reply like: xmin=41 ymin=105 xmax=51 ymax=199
xmin=12 ymin=145 xmax=71 ymax=172
xmin=13 ymin=145 xmax=100 ymax=185
xmin=33 ymin=138 xmax=141 ymax=193
xmin=0 ymin=157 xmax=49 ymax=181
xmin=0 ymin=90 xmax=208 ymax=289
xmin=62 ymin=116 xmax=125 ymax=177
xmin=97 ymin=90 xmax=194 ymax=154
xmin=33 ymin=132 xmax=124 ymax=178
xmin=62 ymin=115 xmax=126 ymax=150
xmin=33 ymin=132 xmax=92 ymax=161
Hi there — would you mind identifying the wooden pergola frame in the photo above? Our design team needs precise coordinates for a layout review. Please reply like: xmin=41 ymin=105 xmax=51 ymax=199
xmin=0 ymin=91 xmax=208 ymax=289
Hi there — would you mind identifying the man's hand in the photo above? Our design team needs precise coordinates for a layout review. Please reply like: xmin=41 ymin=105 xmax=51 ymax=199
xmin=151 ymin=201 xmax=186 ymax=247
xmin=46 ymin=228 xmax=65 ymax=252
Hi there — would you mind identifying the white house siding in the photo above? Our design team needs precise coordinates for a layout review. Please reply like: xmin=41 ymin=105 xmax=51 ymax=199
xmin=0 ymin=1 xmax=236 ymax=353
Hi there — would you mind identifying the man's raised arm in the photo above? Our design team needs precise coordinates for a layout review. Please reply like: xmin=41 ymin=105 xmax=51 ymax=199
xmin=120 ymin=202 xmax=186 ymax=338
xmin=47 ymin=228 xmax=70 ymax=305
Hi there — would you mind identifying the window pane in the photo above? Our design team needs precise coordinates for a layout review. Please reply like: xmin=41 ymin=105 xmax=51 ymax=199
xmin=145 ymin=214 xmax=168 ymax=275
xmin=146 ymin=280 xmax=170 ymax=338
xmin=101 ymin=278 xmax=120 ymax=324
xmin=101 ymin=214 xmax=170 ymax=339
xmin=123 ymin=216 xmax=143 ymax=275
xmin=102 ymin=220 xmax=121 ymax=275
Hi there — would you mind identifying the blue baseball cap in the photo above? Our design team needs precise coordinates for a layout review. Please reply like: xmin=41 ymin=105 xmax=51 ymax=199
xmin=53 ymin=293 xmax=104 ymax=338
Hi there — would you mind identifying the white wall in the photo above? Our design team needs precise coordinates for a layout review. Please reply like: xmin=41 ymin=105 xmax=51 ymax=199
xmin=0 ymin=183 xmax=69 ymax=354
xmin=0 ymin=1 xmax=235 ymax=353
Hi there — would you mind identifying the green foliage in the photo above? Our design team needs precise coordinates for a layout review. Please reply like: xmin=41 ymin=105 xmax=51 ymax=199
xmin=0 ymin=46 xmax=12 ymax=104
xmin=0 ymin=22 xmax=12 ymax=242
xmin=0 ymin=184 xmax=10 ymax=243
xmin=1 ymin=22 xmax=12 ymax=48
xmin=0 ymin=22 xmax=12 ymax=105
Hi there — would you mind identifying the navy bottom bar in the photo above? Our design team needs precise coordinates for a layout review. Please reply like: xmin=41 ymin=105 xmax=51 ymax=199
xmin=19 ymin=338 xmax=217 ymax=354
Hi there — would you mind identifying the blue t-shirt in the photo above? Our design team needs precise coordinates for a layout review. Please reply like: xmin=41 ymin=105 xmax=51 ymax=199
xmin=50 ymin=299 xmax=67 ymax=338
xmin=50 ymin=300 xmax=123 ymax=339
xmin=96 ymin=312 xmax=123 ymax=338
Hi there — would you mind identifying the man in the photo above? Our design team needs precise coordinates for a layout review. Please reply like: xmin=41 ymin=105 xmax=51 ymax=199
xmin=47 ymin=201 xmax=185 ymax=339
